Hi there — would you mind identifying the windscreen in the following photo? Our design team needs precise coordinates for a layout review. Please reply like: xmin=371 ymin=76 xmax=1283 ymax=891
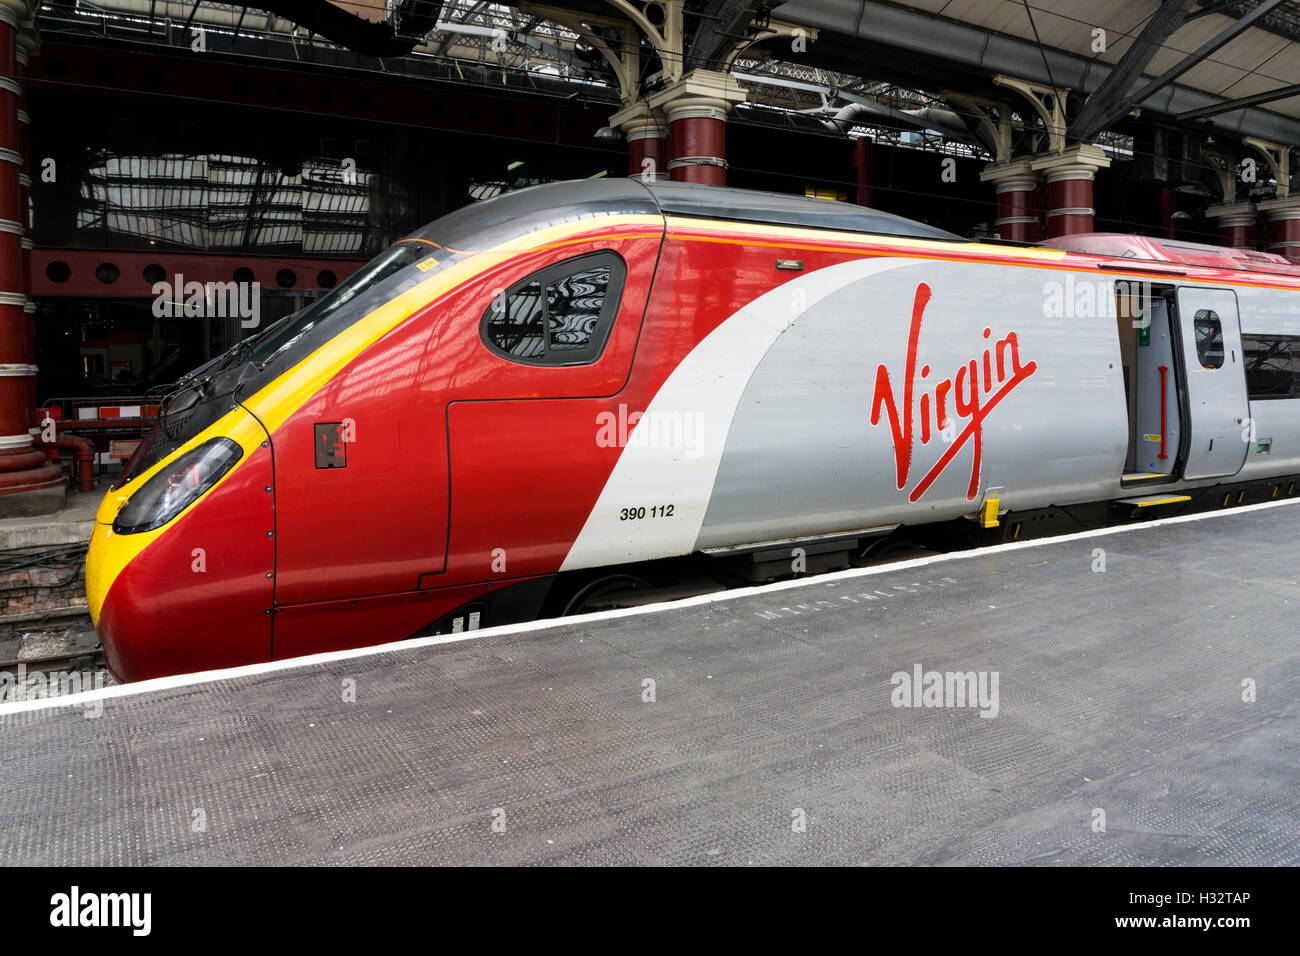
xmin=244 ymin=243 xmax=431 ymax=367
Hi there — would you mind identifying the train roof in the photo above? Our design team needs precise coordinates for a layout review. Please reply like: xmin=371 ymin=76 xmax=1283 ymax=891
xmin=414 ymin=182 xmax=1299 ymax=284
xmin=642 ymin=181 xmax=964 ymax=242
xmin=1042 ymin=233 xmax=1300 ymax=279
xmin=408 ymin=179 xmax=964 ymax=250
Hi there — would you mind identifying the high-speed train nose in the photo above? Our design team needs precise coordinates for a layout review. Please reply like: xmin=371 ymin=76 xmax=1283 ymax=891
xmin=86 ymin=421 xmax=277 ymax=682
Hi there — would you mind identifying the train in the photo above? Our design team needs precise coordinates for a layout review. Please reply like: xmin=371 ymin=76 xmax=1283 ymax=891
xmin=86 ymin=179 xmax=1300 ymax=681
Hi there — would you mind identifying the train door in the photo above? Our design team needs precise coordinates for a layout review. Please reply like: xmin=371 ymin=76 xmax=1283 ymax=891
xmin=1175 ymin=287 xmax=1249 ymax=480
xmin=1120 ymin=290 xmax=1181 ymax=478
xmin=269 ymin=312 xmax=450 ymax=610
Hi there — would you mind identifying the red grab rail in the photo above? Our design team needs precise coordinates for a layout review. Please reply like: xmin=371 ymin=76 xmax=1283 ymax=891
xmin=1158 ymin=365 xmax=1169 ymax=460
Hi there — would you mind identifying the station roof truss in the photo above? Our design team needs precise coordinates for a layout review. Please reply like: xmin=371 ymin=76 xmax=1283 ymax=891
xmin=34 ymin=2 xmax=1022 ymax=156
xmin=36 ymin=1 xmax=621 ymax=99
xmin=773 ymin=0 xmax=1300 ymax=147
xmin=33 ymin=0 xmax=1300 ymax=175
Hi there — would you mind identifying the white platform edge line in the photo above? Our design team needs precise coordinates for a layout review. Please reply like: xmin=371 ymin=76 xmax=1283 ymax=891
xmin=4 ymin=495 xmax=1299 ymax=716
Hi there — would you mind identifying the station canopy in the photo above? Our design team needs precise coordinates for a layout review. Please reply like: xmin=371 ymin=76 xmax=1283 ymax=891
xmin=776 ymin=0 xmax=1300 ymax=144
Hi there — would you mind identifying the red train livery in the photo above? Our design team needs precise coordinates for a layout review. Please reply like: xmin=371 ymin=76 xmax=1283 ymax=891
xmin=87 ymin=180 xmax=1300 ymax=680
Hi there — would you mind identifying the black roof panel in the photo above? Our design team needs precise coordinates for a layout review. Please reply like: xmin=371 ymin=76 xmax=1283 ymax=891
xmin=410 ymin=178 xmax=660 ymax=250
xmin=644 ymin=180 xmax=964 ymax=242
xmin=406 ymin=178 xmax=964 ymax=250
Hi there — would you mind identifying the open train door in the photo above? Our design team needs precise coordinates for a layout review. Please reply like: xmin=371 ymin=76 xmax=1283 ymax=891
xmin=1175 ymin=287 xmax=1249 ymax=480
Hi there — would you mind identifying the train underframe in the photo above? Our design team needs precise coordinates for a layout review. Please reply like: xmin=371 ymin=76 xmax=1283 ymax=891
xmin=419 ymin=471 xmax=1300 ymax=637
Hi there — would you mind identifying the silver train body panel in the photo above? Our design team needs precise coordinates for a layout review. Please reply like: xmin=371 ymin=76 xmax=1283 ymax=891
xmin=560 ymin=254 xmax=1300 ymax=571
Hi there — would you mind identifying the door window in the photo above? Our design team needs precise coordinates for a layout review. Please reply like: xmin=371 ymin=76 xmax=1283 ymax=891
xmin=1194 ymin=310 xmax=1224 ymax=369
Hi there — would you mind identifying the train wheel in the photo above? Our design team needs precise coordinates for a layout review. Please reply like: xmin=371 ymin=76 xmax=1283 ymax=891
xmin=560 ymin=574 xmax=653 ymax=616
xmin=851 ymin=536 xmax=934 ymax=567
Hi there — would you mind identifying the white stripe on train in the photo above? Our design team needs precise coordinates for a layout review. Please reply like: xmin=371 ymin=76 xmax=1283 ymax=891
xmin=559 ymin=257 xmax=909 ymax=571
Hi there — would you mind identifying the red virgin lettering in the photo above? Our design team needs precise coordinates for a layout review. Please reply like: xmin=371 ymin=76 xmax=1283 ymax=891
xmin=870 ymin=283 xmax=1037 ymax=502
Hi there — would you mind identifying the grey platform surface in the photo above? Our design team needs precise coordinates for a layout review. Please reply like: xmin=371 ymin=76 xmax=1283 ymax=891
xmin=2 ymin=505 xmax=1297 ymax=866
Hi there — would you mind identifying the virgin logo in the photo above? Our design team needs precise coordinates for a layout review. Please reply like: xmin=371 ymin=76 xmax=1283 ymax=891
xmin=870 ymin=283 xmax=1037 ymax=502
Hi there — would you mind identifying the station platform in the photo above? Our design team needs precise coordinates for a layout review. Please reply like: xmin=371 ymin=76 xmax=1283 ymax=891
xmin=1 ymin=501 xmax=1297 ymax=866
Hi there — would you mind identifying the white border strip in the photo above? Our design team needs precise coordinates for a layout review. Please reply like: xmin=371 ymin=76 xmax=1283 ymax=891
xmin=4 ymin=496 xmax=1299 ymax=716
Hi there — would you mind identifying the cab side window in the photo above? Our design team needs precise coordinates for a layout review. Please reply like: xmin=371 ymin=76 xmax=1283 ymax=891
xmin=481 ymin=252 xmax=627 ymax=365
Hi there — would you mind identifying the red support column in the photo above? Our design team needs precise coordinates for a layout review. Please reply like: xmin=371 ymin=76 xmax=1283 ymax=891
xmin=999 ymin=186 xmax=1039 ymax=242
xmin=627 ymin=126 xmax=667 ymax=181
xmin=1258 ymin=197 xmax=1300 ymax=262
xmin=0 ymin=3 xmax=62 ymax=516
xmin=1044 ymin=173 xmax=1095 ymax=237
xmin=852 ymin=136 xmax=873 ymax=207
xmin=17 ymin=38 xmax=33 ymax=433
xmin=665 ymin=104 xmax=727 ymax=185
xmin=979 ymin=158 xmax=1038 ymax=242
xmin=1205 ymin=201 xmax=1257 ymax=249
xmin=610 ymin=103 xmax=667 ymax=182
xmin=1032 ymin=146 xmax=1112 ymax=239
xmin=647 ymin=70 xmax=744 ymax=189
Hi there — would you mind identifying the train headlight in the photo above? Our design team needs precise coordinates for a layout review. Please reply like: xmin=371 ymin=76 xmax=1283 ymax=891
xmin=112 ymin=438 xmax=243 ymax=535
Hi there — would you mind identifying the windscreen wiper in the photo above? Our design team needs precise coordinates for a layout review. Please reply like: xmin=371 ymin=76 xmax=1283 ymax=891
xmin=212 ymin=313 xmax=292 ymax=373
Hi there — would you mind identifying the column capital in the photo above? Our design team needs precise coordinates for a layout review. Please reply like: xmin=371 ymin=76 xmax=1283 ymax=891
xmin=984 ymin=157 xmax=1040 ymax=242
xmin=609 ymin=101 xmax=667 ymax=141
xmin=1259 ymin=196 xmax=1300 ymax=260
xmin=613 ymin=101 xmax=669 ymax=181
xmin=647 ymin=69 xmax=747 ymax=123
xmin=1205 ymin=201 xmax=1257 ymax=228
xmin=1257 ymin=195 xmax=1300 ymax=220
xmin=0 ymin=2 xmax=23 ymax=30
xmin=1030 ymin=144 xmax=1112 ymax=182
xmin=979 ymin=156 xmax=1037 ymax=192
xmin=0 ymin=0 xmax=38 ymax=54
